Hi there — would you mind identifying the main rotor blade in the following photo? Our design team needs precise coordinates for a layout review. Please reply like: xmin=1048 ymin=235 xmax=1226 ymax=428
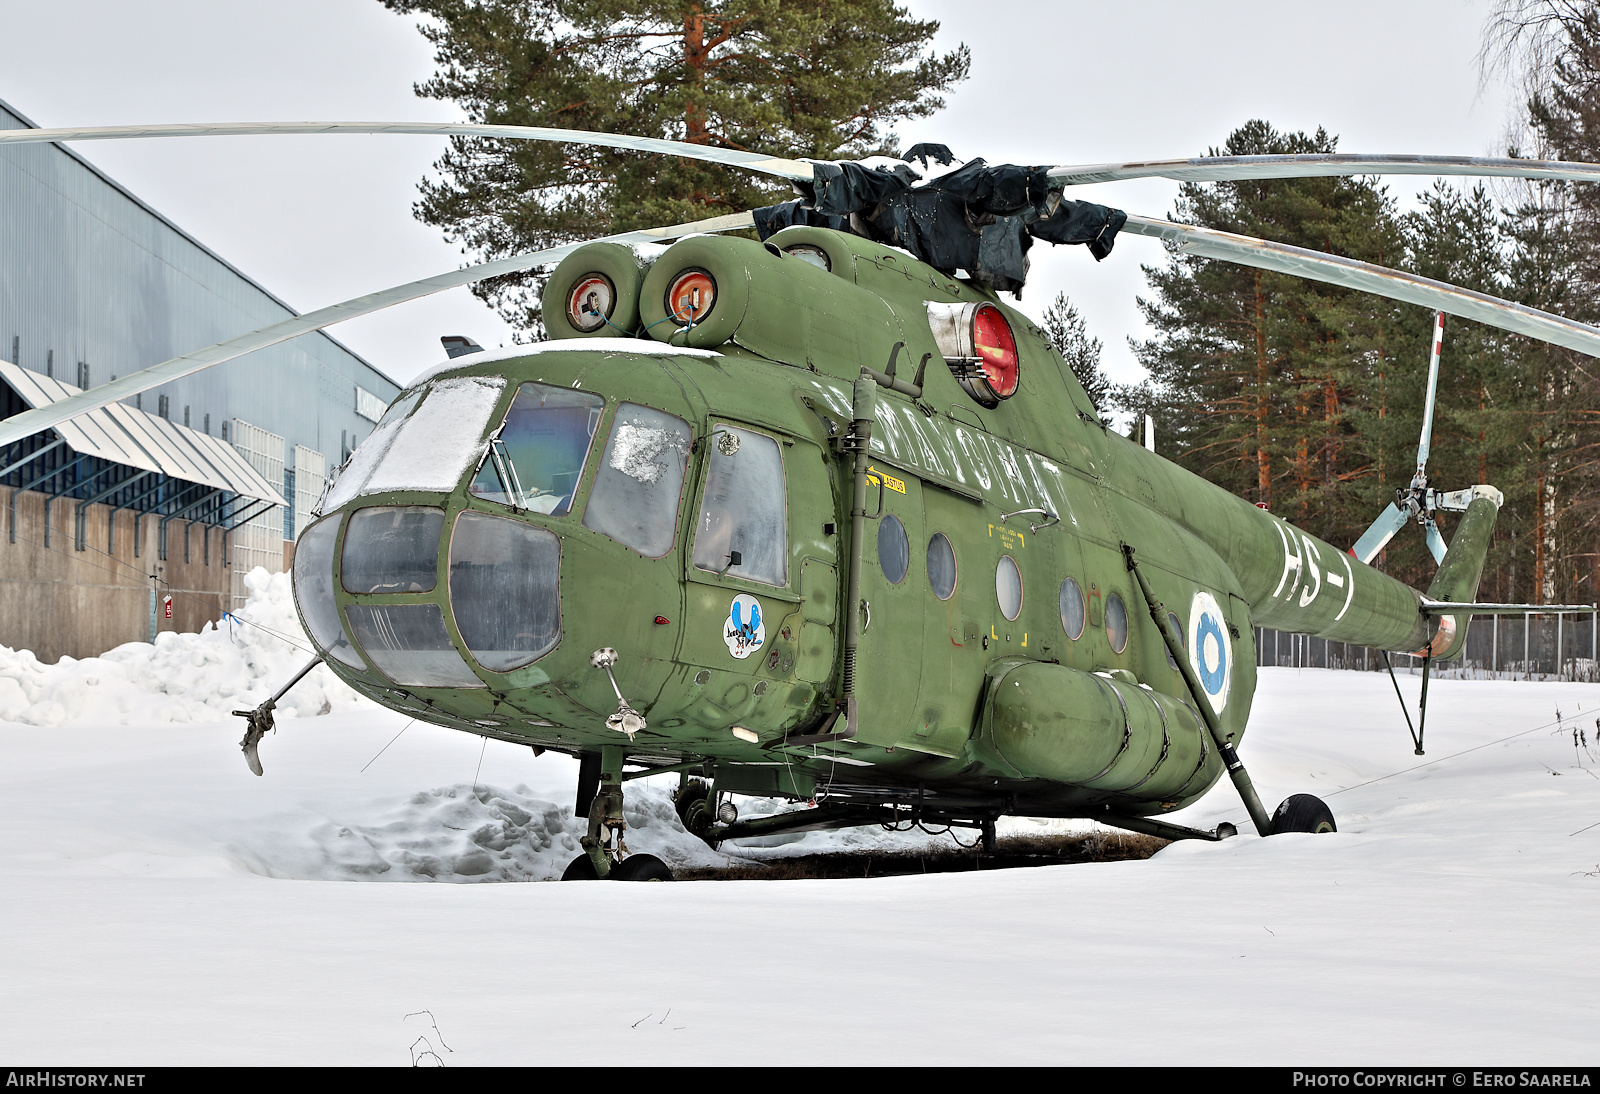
xmin=1050 ymin=153 xmax=1600 ymax=187
xmin=0 ymin=211 xmax=756 ymax=449
xmin=1120 ymin=214 xmax=1600 ymax=358
xmin=0 ymin=121 xmax=816 ymax=182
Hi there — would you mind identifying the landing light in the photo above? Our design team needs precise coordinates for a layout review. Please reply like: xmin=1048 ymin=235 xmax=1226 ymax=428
xmin=567 ymin=273 xmax=615 ymax=333
xmin=926 ymin=301 xmax=1020 ymax=408
xmin=666 ymin=268 xmax=717 ymax=326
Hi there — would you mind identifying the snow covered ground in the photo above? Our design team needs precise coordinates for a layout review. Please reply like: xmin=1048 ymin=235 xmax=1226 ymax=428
xmin=1 ymin=586 xmax=1597 ymax=1064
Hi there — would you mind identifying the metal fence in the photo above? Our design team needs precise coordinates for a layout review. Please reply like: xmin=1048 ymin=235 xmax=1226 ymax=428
xmin=1256 ymin=612 xmax=1600 ymax=682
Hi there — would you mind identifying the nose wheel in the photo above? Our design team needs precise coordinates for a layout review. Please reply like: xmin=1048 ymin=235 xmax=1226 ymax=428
xmin=561 ymin=744 xmax=676 ymax=881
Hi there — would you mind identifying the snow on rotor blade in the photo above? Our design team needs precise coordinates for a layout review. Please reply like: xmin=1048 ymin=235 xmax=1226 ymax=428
xmin=1120 ymin=214 xmax=1600 ymax=359
xmin=1050 ymin=153 xmax=1600 ymax=187
xmin=0 ymin=121 xmax=817 ymax=182
xmin=0 ymin=211 xmax=757 ymax=450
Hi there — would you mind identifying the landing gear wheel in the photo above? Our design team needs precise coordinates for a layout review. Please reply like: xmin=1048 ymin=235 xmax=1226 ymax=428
xmin=1271 ymin=794 xmax=1337 ymax=834
xmin=560 ymin=853 xmax=601 ymax=880
xmin=674 ymin=779 xmax=716 ymax=843
xmin=612 ymin=853 xmax=674 ymax=882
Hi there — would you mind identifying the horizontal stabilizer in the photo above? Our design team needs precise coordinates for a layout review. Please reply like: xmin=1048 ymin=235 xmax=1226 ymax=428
xmin=1420 ymin=601 xmax=1595 ymax=615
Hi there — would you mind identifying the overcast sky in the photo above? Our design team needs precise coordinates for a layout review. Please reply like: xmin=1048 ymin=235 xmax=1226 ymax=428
xmin=0 ymin=0 xmax=1518 ymax=388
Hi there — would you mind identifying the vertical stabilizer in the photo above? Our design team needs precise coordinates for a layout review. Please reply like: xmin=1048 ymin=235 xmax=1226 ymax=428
xmin=1419 ymin=487 xmax=1502 ymax=659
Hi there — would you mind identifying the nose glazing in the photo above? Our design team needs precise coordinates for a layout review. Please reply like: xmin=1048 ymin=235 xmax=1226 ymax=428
xmin=295 ymin=505 xmax=562 ymax=688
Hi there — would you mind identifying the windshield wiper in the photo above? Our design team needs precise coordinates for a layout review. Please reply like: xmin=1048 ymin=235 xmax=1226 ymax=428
xmin=477 ymin=425 xmax=529 ymax=510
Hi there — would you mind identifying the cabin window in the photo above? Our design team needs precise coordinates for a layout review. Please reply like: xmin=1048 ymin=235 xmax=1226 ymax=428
xmin=1106 ymin=592 xmax=1129 ymax=654
xmin=996 ymin=555 xmax=1023 ymax=621
xmin=449 ymin=511 xmax=561 ymax=671
xmin=470 ymin=382 xmax=604 ymax=514
xmin=582 ymin=404 xmax=691 ymax=558
xmin=878 ymin=513 xmax=910 ymax=584
xmin=927 ymin=533 xmax=956 ymax=600
xmin=1060 ymin=577 xmax=1086 ymax=639
xmin=1165 ymin=611 xmax=1185 ymax=668
xmin=344 ymin=603 xmax=485 ymax=688
xmin=340 ymin=506 xmax=445 ymax=594
xmin=692 ymin=425 xmax=787 ymax=586
xmin=291 ymin=515 xmax=365 ymax=669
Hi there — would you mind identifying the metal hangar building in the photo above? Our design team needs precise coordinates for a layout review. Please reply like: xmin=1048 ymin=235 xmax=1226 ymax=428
xmin=0 ymin=97 xmax=402 ymax=662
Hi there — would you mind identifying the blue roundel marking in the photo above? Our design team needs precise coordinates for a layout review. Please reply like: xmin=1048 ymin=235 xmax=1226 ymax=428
xmin=1195 ymin=613 xmax=1228 ymax=695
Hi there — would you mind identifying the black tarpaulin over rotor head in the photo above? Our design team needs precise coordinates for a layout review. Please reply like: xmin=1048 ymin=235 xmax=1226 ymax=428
xmin=754 ymin=153 xmax=1127 ymax=294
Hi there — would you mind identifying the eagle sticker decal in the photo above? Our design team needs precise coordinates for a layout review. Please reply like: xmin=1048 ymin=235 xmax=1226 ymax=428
xmin=724 ymin=594 xmax=765 ymax=660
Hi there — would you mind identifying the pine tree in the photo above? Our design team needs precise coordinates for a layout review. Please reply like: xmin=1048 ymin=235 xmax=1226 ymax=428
xmin=379 ymin=0 xmax=970 ymax=328
xmin=1132 ymin=120 xmax=1402 ymax=544
xmin=1040 ymin=292 xmax=1111 ymax=414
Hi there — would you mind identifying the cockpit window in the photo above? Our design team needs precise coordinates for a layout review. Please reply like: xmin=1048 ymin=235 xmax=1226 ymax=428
xmin=292 ymin=515 xmax=366 ymax=669
xmin=340 ymin=506 xmax=444 ymax=594
xmin=360 ymin=376 xmax=508 ymax=497
xmin=692 ymin=425 xmax=787 ymax=587
xmin=321 ymin=388 xmax=422 ymax=512
xmin=470 ymin=382 xmax=605 ymax=515
xmin=449 ymin=511 xmax=561 ymax=671
xmin=582 ymin=404 xmax=691 ymax=558
xmin=344 ymin=603 xmax=486 ymax=688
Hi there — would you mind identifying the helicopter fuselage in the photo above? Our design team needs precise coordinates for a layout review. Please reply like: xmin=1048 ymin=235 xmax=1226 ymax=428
xmin=291 ymin=225 xmax=1447 ymax=826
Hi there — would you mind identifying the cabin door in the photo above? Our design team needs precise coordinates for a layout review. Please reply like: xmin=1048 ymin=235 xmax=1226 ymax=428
xmin=848 ymin=462 xmax=926 ymax=748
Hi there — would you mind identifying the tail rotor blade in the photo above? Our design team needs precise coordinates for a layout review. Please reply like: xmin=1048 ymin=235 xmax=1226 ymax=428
xmin=1350 ymin=503 xmax=1410 ymax=564
xmin=1424 ymin=517 xmax=1448 ymax=565
xmin=1416 ymin=310 xmax=1444 ymax=479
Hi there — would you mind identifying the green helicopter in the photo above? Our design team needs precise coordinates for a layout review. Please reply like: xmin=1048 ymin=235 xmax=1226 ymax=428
xmin=3 ymin=122 xmax=1596 ymax=880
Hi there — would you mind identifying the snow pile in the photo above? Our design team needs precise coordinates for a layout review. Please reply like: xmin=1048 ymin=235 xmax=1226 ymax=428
xmin=0 ymin=567 xmax=360 ymax=727
xmin=241 ymin=778 xmax=728 ymax=882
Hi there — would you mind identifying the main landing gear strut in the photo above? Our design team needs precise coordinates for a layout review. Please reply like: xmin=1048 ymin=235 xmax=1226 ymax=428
xmin=561 ymin=745 xmax=674 ymax=881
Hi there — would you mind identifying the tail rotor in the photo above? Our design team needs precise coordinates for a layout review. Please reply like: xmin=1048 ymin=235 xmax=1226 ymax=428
xmin=1350 ymin=311 xmax=1461 ymax=566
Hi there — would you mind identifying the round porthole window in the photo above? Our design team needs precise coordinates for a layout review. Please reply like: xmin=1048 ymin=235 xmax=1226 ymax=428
xmin=1060 ymin=577 xmax=1086 ymax=640
xmin=878 ymin=513 xmax=910 ymax=584
xmin=927 ymin=533 xmax=956 ymax=601
xmin=1106 ymin=592 xmax=1129 ymax=654
xmin=996 ymin=555 xmax=1022 ymax=621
